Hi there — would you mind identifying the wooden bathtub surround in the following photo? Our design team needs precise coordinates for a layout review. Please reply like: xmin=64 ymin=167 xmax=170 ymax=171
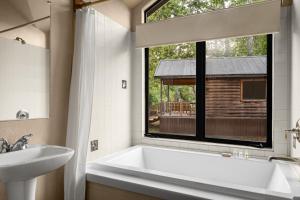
xmin=86 ymin=182 xmax=161 ymax=200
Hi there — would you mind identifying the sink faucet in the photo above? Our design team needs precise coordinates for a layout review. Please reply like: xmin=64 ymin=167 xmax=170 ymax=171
xmin=0 ymin=134 xmax=33 ymax=153
xmin=10 ymin=134 xmax=33 ymax=152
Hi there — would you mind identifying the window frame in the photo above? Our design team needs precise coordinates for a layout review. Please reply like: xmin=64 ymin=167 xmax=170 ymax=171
xmin=144 ymin=0 xmax=273 ymax=148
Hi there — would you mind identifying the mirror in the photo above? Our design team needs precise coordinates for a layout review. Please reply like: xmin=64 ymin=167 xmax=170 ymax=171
xmin=0 ymin=0 xmax=50 ymax=121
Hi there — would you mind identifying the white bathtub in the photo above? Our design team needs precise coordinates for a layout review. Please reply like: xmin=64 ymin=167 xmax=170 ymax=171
xmin=86 ymin=145 xmax=300 ymax=200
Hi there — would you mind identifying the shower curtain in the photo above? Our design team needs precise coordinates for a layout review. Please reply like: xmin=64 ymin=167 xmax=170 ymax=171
xmin=64 ymin=8 xmax=96 ymax=200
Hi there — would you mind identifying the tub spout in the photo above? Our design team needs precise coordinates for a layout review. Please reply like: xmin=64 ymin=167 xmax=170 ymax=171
xmin=268 ymin=156 xmax=300 ymax=163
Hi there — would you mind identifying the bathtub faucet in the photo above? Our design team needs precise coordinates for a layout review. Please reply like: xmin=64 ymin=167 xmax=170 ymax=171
xmin=268 ymin=156 xmax=300 ymax=163
xmin=285 ymin=119 xmax=300 ymax=143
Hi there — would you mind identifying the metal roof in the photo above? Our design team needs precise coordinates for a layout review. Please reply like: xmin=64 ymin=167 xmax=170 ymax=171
xmin=154 ymin=56 xmax=267 ymax=78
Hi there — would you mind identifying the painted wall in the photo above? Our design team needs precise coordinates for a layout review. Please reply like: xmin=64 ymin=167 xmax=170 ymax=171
xmin=290 ymin=0 xmax=300 ymax=157
xmin=131 ymin=5 xmax=292 ymax=157
xmin=87 ymin=4 xmax=132 ymax=161
xmin=0 ymin=0 xmax=74 ymax=199
xmin=131 ymin=0 xmax=156 ymax=32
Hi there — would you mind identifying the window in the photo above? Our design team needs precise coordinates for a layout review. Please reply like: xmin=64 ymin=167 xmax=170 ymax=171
xmin=147 ymin=43 xmax=197 ymax=137
xmin=145 ymin=0 xmax=272 ymax=148
xmin=241 ymin=80 xmax=267 ymax=101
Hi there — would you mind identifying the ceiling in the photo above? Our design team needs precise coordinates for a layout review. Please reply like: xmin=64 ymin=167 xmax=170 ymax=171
xmin=88 ymin=0 xmax=145 ymax=9
xmin=7 ymin=0 xmax=50 ymax=32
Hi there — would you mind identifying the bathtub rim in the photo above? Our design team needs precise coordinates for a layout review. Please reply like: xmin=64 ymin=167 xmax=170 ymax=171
xmin=86 ymin=145 xmax=300 ymax=200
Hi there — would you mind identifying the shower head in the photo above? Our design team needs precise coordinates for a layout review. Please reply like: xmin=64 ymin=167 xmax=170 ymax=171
xmin=15 ymin=37 xmax=26 ymax=45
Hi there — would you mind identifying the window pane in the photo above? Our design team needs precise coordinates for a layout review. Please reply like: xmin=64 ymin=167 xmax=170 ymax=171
xmin=242 ymin=80 xmax=266 ymax=100
xmin=148 ymin=43 xmax=196 ymax=136
xmin=147 ymin=0 xmax=266 ymax=23
xmin=205 ymin=35 xmax=268 ymax=142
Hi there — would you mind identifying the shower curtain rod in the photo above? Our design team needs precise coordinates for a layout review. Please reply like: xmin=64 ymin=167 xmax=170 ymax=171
xmin=0 ymin=16 xmax=50 ymax=34
xmin=74 ymin=0 xmax=108 ymax=9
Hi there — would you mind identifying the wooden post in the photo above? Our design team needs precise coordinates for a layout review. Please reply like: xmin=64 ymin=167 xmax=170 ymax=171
xmin=167 ymin=85 xmax=170 ymax=115
xmin=167 ymin=85 xmax=170 ymax=102
xmin=180 ymin=102 xmax=182 ymax=116
xmin=160 ymin=79 xmax=163 ymax=114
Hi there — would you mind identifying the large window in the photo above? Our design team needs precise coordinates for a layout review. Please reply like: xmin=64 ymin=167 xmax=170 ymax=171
xmin=145 ymin=0 xmax=272 ymax=148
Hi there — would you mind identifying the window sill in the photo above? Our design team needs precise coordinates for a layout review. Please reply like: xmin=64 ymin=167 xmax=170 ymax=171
xmin=141 ymin=135 xmax=274 ymax=157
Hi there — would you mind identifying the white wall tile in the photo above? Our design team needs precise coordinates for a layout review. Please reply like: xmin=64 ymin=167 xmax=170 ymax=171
xmin=87 ymin=13 xmax=132 ymax=161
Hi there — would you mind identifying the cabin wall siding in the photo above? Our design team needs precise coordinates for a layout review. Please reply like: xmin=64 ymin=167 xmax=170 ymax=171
xmin=206 ymin=78 xmax=267 ymax=119
xmin=205 ymin=77 xmax=267 ymax=141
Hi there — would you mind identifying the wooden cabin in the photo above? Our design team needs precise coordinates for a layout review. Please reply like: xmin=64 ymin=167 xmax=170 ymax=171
xmin=151 ymin=56 xmax=267 ymax=141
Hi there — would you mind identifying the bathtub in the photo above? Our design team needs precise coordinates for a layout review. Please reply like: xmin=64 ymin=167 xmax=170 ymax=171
xmin=86 ymin=145 xmax=300 ymax=200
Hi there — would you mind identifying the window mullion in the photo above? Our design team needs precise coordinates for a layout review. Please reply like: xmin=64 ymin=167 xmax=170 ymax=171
xmin=266 ymin=34 xmax=273 ymax=147
xmin=196 ymin=42 xmax=206 ymax=140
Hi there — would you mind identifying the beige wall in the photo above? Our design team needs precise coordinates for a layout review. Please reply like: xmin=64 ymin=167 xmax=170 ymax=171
xmin=132 ymin=0 xmax=156 ymax=31
xmin=0 ymin=0 xmax=74 ymax=199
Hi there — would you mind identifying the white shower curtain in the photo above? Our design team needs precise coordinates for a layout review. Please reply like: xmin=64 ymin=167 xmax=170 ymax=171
xmin=64 ymin=8 xmax=96 ymax=200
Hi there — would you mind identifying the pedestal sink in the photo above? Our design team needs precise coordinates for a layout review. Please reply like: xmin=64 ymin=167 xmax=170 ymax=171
xmin=0 ymin=145 xmax=74 ymax=200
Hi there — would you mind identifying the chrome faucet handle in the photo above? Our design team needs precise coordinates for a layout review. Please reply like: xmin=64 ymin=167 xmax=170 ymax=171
xmin=18 ymin=133 xmax=33 ymax=146
xmin=296 ymin=119 xmax=300 ymax=129
xmin=0 ymin=138 xmax=11 ymax=153
xmin=20 ymin=133 xmax=33 ymax=140
xmin=10 ymin=133 xmax=33 ymax=151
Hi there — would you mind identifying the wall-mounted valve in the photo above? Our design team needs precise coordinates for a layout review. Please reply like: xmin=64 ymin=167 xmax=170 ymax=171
xmin=16 ymin=109 xmax=29 ymax=120
xmin=285 ymin=119 xmax=300 ymax=143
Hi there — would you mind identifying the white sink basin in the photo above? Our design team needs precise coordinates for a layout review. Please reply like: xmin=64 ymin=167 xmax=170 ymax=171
xmin=0 ymin=145 xmax=74 ymax=200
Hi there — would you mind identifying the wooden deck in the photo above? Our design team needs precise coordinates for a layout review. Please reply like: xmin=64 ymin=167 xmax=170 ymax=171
xmin=150 ymin=101 xmax=267 ymax=141
xmin=160 ymin=116 xmax=196 ymax=134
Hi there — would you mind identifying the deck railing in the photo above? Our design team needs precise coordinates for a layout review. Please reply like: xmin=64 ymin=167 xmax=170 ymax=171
xmin=159 ymin=102 xmax=196 ymax=116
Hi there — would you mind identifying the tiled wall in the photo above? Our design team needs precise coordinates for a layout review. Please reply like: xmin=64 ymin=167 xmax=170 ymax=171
xmin=87 ymin=11 xmax=132 ymax=161
xmin=131 ymin=7 xmax=292 ymax=157
xmin=290 ymin=1 xmax=300 ymax=157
